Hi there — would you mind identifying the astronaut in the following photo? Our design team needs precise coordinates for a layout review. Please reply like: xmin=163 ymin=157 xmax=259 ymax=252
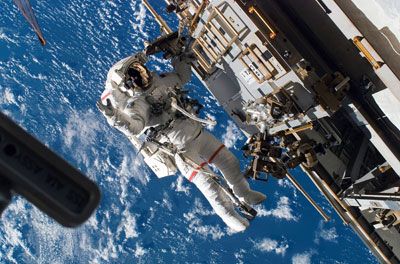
xmin=97 ymin=51 xmax=266 ymax=232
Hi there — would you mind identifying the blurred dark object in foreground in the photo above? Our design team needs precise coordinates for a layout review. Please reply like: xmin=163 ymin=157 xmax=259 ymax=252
xmin=0 ymin=111 xmax=100 ymax=227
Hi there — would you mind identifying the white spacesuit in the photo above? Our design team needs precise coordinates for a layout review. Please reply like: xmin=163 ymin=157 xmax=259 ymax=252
xmin=98 ymin=52 xmax=266 ymax=232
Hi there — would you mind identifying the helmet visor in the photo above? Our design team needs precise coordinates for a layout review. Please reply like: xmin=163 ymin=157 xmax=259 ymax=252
xmin=125 ymin=63 xmax=151 ymax=91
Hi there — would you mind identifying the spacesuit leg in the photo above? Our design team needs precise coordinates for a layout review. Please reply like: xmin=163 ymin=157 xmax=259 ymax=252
xmin=191 ymin=171 xmax=250 ymax=232
xmin=190 ymin=131 xmax=266 ymax=205
xmin=175 ymin=152 xmax=249 ymax=232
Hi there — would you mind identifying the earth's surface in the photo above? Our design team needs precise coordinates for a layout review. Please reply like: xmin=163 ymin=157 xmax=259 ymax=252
xmin=2 ymin=0 xmax=395 ymax=263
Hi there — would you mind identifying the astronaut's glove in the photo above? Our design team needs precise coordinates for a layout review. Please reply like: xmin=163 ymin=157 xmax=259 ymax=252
xmin=136 ymin=51 xmax=148 ymax=64
xmin=96 ymin=99 xmax=115 ymax=117
xmin=179 ymin=51 xmax=196 ymax=63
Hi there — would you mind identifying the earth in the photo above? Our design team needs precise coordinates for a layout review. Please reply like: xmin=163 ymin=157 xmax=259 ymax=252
xmin=2 ymin=0 xmax=394 ymax=263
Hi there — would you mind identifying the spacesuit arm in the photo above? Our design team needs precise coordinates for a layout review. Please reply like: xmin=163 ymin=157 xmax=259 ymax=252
xmin=108 ymin=96 xmax=151 ymax=136
xmin=160 ymin=53 xmax=193 ymax=88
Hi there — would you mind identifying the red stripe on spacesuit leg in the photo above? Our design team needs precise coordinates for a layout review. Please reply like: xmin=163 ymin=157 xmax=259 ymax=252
xmin=207 ymin=144 xmax=225 ymax=163
xmin=101 ymin=91 xmax=112 ymax=101
xmin=188 ymin=171 xmax=198 ymax=182
xmin=188 ymin=144 xmax=225 ymax=182
xmin=188 ymin=161 xmax=207 ymax=182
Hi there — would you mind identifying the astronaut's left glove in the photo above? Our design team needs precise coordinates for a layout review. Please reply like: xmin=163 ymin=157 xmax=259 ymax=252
xmin=96 ymin=99 xmax=115 ymax=117
xmin=179 ymin=51 xmax=196 ymax=63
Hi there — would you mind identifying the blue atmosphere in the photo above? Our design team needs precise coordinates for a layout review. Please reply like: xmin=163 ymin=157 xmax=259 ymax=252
xmin=0 ymin=0 xmax=377 ymax=263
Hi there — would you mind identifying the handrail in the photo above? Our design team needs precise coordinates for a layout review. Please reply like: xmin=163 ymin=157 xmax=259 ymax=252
xmin=353 ymin=36 xmax=383 ymax=70
xmin=286 ymin=171 xmax=330 ymax=221
xmin=190 ymin=0 xmax=209 ymax=32
xmin=248 ymin=6 xmax=277 ymax=40
xmin=142 ymin=0 xmax=172 ymax=34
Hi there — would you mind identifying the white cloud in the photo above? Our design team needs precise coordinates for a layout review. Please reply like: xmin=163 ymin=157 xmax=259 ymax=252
xmin=0 ymin=29 xmax=17 ymax=44
xmin=1 ymin=198 xmax=100 ymax=264
xmin=277 ymin=179 xmax=291 ymax=188
xmin=314 ymin=220 xmax=338 ymax=244
xmin=255 ymin=238 xmax=289 ymax=256
xmin=1 ymin=87 xmax=17 ymax=105
xmin=292 ymin=252 xmax=312 ymax=264
xmin=0 ymin=199 xmax=35 ymax=263
xmin=134 ymin=243 xmax=147 ymax=258
xmin=116 ymin=208 xmax=139 ymax=240
xmin=131 ymin=2 xmax=149 ymax=39
xmin=183 ymin=198 xmax=227 ymax=240
xmin=320 ymin=227 xmax=338 ymax=241
xmin=117 ymin=151 xmax=150 ymax=186
xmin=256 ymin=196 xmax=298 ymax=221
xmin=63 ymin=109 xmax=103 ymax=151
xmin=63 ymin=107 xmax=151 ymax=187
xmin=234 ymin=249 xmax=246 ymax=264
xmin=171 ymin=176 xmax=191 ymax=195
xmin=162 ymin=192 xmax=173 ymax=211
xmin=222 ymin=121 xmax=244 ymax=148
xmin=205 ymin=113 xmax=216 ymax=131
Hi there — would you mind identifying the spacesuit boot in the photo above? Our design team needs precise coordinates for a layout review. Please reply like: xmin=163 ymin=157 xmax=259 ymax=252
xmin=232 ymin=179 xmax=267 ymax=206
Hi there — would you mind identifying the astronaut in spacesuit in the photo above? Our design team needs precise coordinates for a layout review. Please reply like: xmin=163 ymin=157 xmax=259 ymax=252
xmin=97 ymin=51 xmax=266 ymax=232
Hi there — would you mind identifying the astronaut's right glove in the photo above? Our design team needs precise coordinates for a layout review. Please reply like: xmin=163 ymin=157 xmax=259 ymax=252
xmin=178 ymin=51 xmax=196 ymax=63
xmin=96 ymin=99 xmax=115 ymax=117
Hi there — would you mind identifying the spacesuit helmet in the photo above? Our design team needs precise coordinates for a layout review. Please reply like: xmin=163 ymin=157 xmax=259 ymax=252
xmin=124 ymin=62 xmax=152 ymax=92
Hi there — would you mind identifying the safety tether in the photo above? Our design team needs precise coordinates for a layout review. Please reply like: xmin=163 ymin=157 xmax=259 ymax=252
xmin=13 ymin=0 xmax=46 ymax=45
